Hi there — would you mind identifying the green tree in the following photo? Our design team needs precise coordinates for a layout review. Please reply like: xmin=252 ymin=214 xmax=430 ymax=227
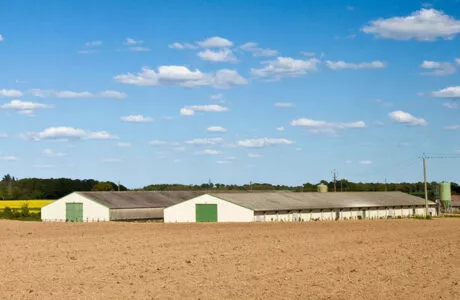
xmin=92 ymin=182 xmax=115 ymax=191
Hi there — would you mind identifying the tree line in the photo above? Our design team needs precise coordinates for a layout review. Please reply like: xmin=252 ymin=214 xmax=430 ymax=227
xmin=0 ymin=174 xmax=127 ymax=200
xmin=1 ymin=174 xmax=458 ymax=200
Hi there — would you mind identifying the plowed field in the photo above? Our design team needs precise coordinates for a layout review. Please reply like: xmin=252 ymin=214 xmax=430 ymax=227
xmin=0 ymin=219 xmax=459 ymax=299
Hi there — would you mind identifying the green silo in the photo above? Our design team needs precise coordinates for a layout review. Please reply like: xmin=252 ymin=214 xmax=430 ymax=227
xmin=439 ymin=182 xmax=451 ymax=208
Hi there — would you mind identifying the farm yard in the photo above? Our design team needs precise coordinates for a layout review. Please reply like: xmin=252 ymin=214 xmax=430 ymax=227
xmin=0 ymin=219 xmax=459 ymax=299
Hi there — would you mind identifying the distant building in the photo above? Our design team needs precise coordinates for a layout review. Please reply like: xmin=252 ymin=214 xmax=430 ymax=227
xmin=41 ymin=191 xmax=204 ymax=222
xmin=452 ymin=195 xmax=460 ymax=213
xmin=42 ymin=191 xmax=438 ymax=223
xmin=164 ymin=192 xmax=437 ymax=223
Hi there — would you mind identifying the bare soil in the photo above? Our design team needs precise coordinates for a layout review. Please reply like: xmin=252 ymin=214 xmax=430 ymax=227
xmin=0 ymin=219 xmax=459 ymax=300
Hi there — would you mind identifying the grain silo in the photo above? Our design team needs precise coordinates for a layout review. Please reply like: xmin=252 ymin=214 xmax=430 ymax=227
xmin=439 ymin=182 xmax=452 ymax=210
xmin=317 ymin=183 xmax=328 ymax=193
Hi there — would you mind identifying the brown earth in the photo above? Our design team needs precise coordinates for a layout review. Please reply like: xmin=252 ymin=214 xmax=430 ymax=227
xmin=0 ymin=219 xmax=459 ymax=300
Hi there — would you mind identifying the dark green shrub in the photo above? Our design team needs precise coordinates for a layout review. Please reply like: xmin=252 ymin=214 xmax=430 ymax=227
xmin=20 ymin=202 xmax=30 ymax=217
xmin=1 ymin=206 xmax=14 ymax=218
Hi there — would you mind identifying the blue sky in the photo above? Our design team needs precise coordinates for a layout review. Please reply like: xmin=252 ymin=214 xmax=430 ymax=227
xmin=0 ymin=0 xmax=459 ymax=188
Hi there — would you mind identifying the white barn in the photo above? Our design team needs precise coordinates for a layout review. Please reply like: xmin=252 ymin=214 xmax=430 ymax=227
xmin=41 ymin=191 xmax=203 ymax=222
xmin=164 ymin=191 xmax=437 ymax=223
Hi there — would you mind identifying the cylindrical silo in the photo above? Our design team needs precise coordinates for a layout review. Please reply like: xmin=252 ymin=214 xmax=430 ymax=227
xmin=439 ymin=182 xmax=451 ymax=208
xmin=317 ymin=184 xmax=328 ymax=193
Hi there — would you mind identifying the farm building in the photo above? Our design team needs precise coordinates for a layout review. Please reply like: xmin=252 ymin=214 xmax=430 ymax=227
xmin=452 ymin=195 xmax=460 ymax=213
xmin=41 ymin=191 xmax=204 ymax=222
xmin=164 ymin=191 xmax=437 ymax=223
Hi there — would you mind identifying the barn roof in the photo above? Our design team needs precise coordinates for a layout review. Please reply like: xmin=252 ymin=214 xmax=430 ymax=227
xmin=210 ymin=191 xmax=436 ymax=211
xmin=78 ymin=191 xmax=205 ymax=209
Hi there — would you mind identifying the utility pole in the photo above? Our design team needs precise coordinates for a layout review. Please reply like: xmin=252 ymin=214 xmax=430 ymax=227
xmin=423 ymin=154 xmax=428 ymax=217
xmin=385 ymin=178 xmax=387 ymax=192
xmin=117 ymin=181 xmax=120 ymax=192
xmin=332 ymin=170 xmax=337 ymax=192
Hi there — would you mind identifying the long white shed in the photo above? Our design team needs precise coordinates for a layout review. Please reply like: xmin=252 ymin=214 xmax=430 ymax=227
xmin=164 ymin=191 xmax=437 ymax=223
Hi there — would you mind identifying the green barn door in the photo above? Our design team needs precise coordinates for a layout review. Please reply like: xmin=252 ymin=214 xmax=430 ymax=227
xmin=196 ymin=204 xmax=218 ymax=222
xmin=66 ymin=203 xmax=83 ymax=222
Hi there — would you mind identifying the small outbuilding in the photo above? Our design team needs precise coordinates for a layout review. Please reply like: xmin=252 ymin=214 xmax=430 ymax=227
xmin=41 ymin=191 xmax=204 ymax=222
xmin=164 ymin=191 xmax=437 ymax=223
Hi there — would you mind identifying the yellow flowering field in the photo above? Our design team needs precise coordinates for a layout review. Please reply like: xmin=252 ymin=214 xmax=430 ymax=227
xmin=0 ymin=200 xmax=54 ymax=209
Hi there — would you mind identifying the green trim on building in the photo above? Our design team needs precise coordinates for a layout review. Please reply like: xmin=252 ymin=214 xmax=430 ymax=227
xmin=66 ymin=203 xmax=83 ymax=222
xmin=196 ymin=204 xmax=217 ymax=222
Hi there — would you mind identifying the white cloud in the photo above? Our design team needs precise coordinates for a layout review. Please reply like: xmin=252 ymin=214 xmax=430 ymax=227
xmin=186 ymin=138 xmax=223 ymax=145
xmin=301 ymin=51 xmax=316 ymax=57
xmin=173 ymin=159 xmax=182 ymax=163
xmin=432 ymin=86 xmax=460 ymax=98
xmin=114 ymin=66 xmax=247 ymax=89
xmin=216 ymin=160 xmax=230 ymax=164
xmin=78 ymin=50 xmax=98 ymax=55
xmin=128 ymin=46 xmax=150 ymax=52
xmin=180 ymin=104 xmax=228 ymax=116
xmin=374 ymin=98 xmax=393 ymax=107
xmin=274 ymin=102 xmax=294 ymax=107
xmin=197 ymin=49 xmax=237 ymax=63
xmin=420 ymin=60 xmax=456 ymax=76
xmin=276 ymin=126 xmax=285 ymax=132
xmin=1 ymin=99 xmax=53 ymax=115
xmin=103 ymin=158 xmax=123 ymax=163
xmin=28 ymin=89 xmax=127 ymax=99
xmin=168 ymin=42 xmax=198 ymax=49
xmin=149 ymin=140 xmax=168 ymax=146
xmin=0 ymin=156 xmax=18 ymax=161
xmin=326 ymin=60 xmax=386 ymax=70
xmin=444 ymin=124 xmax=460 ymax=130
xmin=117 ymin=142 xmax=131 ymax=147
xmin=198 ymin=36 xmax=233 ymax=48
xmin=240 ymin=42 xmax=279 ymax=57
xmin=120 ymin=114 xmax=153 ymax=123
xmin=443 ymin=102 xmax=459 ymax=109
xmin=0 ymin=133 xmax=8 ymax=138
xmin=202 ymin=149 xmax=222 ymax=155
xmin=210 ymin=94 xmax=224 ymax=101
xmin=237 ymin=138 xmax=294 ymax=148
xmin=42 ymin=148 xmax=66 ymax=157
xmin=359 ymin=160 xmax=372 ymax=165
xmin=361 ymin=8 xmax=460 ymax=41
xmin=97 ymin=90 xmax=127 ymax=99
xmin=456 ymin=58 xmax=460 ymax=65
xmin=24 ymin=127 xmax=118 ymax=141
xmin=248 ymin=153 xmax=262 ymax=158
xmin=251 ymin=57 xmax=320 ymax=80
xmin=388 ymin=111 xmax=427 ymax=126
xmin=0 ymin=34 xmax=3 ymax=41
xmin=346 ymin=6 xmax=355 ymax=11
xmin=290 ymin=118 xmax=366 ymax=133
xmin=0 ymin=89 xmax=23 ymax=97
xmin=125 ymin=38 xmax=143 ymax=45
xmin=34 ymin=164 xmax=54 ymax=169
xmin=207 ymin=126 xmax=227 ymax=132
xmin=85 ymin=41 xmax=102 ymax=47
xmin=173 ymin=146 xmax=186 ymax=152
xmin=85 ymin=131 xmax=118 ymax=140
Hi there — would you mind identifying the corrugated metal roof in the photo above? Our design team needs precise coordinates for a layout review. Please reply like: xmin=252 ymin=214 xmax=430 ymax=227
xmin=210 ymin=191 xmax=436 ymax=211
xmin=78 ymin=191 xmax=205 ymax=209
